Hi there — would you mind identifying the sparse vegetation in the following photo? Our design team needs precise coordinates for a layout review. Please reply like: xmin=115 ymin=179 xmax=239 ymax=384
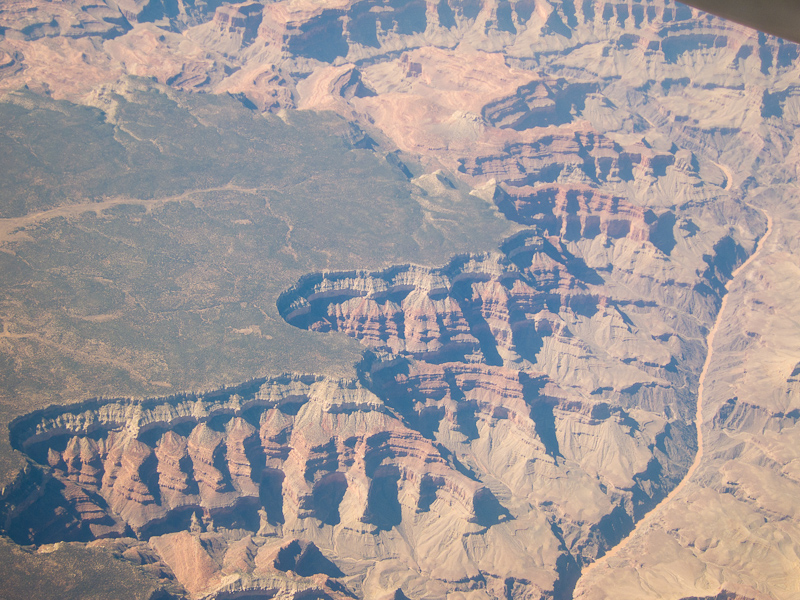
xmin=0 ymin=80 xmax=514 ymax=484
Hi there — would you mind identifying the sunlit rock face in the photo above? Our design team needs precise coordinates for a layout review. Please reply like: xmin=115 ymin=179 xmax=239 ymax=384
xmin=7 ymin=192 xmax=762 ymax=599
xmin=2 ymin=0 xmax=799 ymax=599
xmin=5 ymin=375 xmax=558 ymax=598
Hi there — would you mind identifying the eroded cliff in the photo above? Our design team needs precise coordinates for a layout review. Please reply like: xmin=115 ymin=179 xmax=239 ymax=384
xmin=1 ymin=1 xmax=799 ymax=599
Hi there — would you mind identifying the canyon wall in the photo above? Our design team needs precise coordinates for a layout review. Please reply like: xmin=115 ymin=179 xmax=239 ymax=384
xmin=1 ymin=1 xmax=799 ymax=599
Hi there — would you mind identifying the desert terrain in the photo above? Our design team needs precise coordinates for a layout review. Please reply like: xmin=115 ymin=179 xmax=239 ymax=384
xmin=0 ymin=1 xmax=799 ymax=599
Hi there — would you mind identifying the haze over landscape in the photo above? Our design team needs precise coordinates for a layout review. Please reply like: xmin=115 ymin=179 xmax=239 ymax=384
xmin=0 ymin=1 xmax=799 ymax=599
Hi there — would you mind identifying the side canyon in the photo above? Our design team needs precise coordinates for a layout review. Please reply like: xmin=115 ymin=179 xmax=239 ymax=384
xmin=1 ymin=1 xmax=799 ymax=600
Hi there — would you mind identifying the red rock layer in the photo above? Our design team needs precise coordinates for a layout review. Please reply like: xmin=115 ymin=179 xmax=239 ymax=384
xmin=497 ymin=183 xmax=656 ymax=242
xmin=282 ymin=243 xmax=591 ymax=363
xmin=458 ymin=130 xmax=674 ymax=187
xmin=16 ymin=390 xmax=497 ymax=542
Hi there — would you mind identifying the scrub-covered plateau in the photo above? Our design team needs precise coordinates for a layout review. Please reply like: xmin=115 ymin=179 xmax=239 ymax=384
xmin=1 ymin=1 xmax=799 ymax=599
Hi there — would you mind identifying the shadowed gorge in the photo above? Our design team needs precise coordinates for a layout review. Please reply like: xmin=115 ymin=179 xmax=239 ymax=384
xmin=2 ymin=1 xmax=800 ymax=599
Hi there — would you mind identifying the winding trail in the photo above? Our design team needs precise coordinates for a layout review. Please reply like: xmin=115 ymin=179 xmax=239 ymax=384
xmin=715 ymin=160 xmax=734 ymax=191
xmin=574 ymin=204 xmax=774 ymax=589
xmin=0 ymin=184 xmax=263 ymax=245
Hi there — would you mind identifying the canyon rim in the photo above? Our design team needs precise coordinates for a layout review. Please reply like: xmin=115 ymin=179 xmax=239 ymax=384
xmin=0 ymin=1 xmax=799 ymax=599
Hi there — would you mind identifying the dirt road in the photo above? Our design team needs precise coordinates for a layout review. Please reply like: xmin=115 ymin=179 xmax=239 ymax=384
xmin=575 ymin=204 xmax=774 ymax=586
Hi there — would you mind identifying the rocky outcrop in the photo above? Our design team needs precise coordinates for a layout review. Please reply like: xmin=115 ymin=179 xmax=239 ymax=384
xmin=0 ymin=0 xmax=788 ymax=109
xmin=272 ymin=210 xmax=740 ymax=584
xmin=0 ymin=0 xmax=131 ymax=42
xmin=212 ymin=3 xmax=263 ymax=45
xmin=9 ymin=375 xmax=490 ymax=537
xmin=5 ymin=361 xmax=685 ymax=598
xmin=266 ymin=115 xmax=766 ymax=596
xmin=279 ymin=248 xmax=592 ymax=365
xmin=457 ymin=130 xmax=676 ymax=188
xmin=8 ymin=373 xmax=544 ymax=596
xmin=678 ymin=589 xmax=769 ymax=600
xmin=494 ymin=184 xmax=657 ymax=242
xmin=0 ymin=1 xmax=794 ymax=599
xmin=250 ymin=0 xmax=705 ymax=67
xmin=482 ymin=79 xmax=599 ymax=131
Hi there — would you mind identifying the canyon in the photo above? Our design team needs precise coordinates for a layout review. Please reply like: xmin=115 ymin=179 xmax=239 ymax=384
xmin=0 ymin=1 xmax=799 ymax=599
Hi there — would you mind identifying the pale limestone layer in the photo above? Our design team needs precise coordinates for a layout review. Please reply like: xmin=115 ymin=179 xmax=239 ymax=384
xmin=572 ymin=192 xmax=800 ymax=600
xmin=2 ymin=1 xmax=800 ymax=600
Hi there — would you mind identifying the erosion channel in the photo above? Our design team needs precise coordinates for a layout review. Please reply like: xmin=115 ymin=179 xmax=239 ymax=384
xmin=2 ymin=181 xmax=767 ymax=599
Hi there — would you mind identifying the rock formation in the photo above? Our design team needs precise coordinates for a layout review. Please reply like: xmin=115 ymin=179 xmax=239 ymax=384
xmin=2 ymin=1 xmax=800 ymax=599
